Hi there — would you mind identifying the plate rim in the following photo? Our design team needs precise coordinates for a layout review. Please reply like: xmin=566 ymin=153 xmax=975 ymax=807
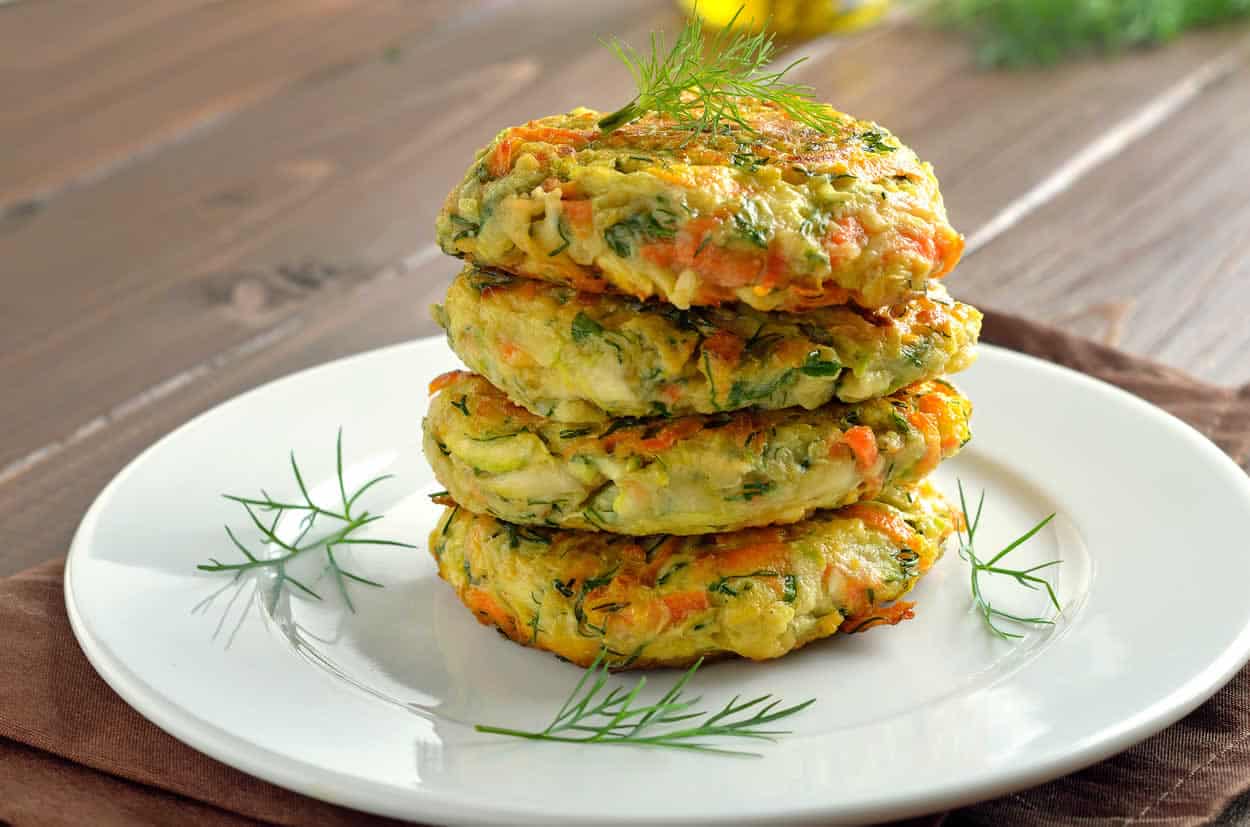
xmin=64 ymin=338 xmax=1250 ymax=825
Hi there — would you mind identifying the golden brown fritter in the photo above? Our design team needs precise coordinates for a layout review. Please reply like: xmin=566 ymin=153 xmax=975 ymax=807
xmin=436 ymin=101 xmax=962 ymax=312
xmin=430 ymin=482 xmax=956 ymax=668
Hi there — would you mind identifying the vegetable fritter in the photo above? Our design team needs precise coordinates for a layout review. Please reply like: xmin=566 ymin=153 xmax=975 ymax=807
xmin=430 ymin=481 xmax=956 ymax=668
xmin=435 ymin=100 xmax=962 ymax=312
xmin=423 ymin=371 xmax=971 ymax=536
xmin=435 ymin=264 xmax=981 ymax=422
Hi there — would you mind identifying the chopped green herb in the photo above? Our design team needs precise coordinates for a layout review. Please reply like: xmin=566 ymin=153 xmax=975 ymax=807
xmin=726 ymin=481 xmax=775 ymax=502
xmin=894 ymin=548 xmax=921 ymax=577
xmin=727 ymin=369 xmax=796 ymax=408
xmin=574 ymin=568 xmax=619 ymax=637
xmin=451 ymin=396 xmax=470 ymax=416
xmin=571 ymin=312 xmax=605 ymax=342
xmin=600 ymin=417 xmax=646 ymax=439
xmin=449 ymin=214 xmax=480 ymax=241
xmin=709 ymin=569 xmax=780 ymax=597
xmin=604 ymin=209 xmax=678 ymax=258
xmin=901 ymin=340 xmax=932 ymax=368
xmin=571 ymin=312 xmax=623 ymax=357
xmin=528 ymin=593 xmax=543 ymax=643
xmin=799 ymin=351 xmax=842 ymax=377
xmin=656 ymin=560 xmax=688 ymax=586
xmin=731 ymin=149 xmax=768 ymax=172
xmin=859 ymin=130 xmax=896 ymax=154
xmin=694 ymin=233 xmax=714 ymax=258
xmin=504 ymin=522 xmax=553 ymax=549
xmin=732 ymin=202 xmax=770 ymax=249
xmin=549 ymin=217 xmax=571 ymax=257
xmin=467 ymin=269 xmax=515 ymax=292
xmin=468 ymin=431 xmax=525 ymax=442
xmin=642 ymin=535 xmax=669 ymax=561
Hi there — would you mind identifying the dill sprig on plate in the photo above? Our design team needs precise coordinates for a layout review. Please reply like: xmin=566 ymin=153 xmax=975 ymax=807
xmin=598 ymin=7 xmax=838 ymax=137
xmin=957 ymin=480 xmax=1061 ymax=639
xmin=197 ymin=429 xmax=414 ymax=612
xmin=476 ymin=650 xmax=815 ymax=756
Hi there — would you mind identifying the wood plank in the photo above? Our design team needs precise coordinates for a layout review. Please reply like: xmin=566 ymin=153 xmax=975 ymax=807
xmin=0 ymin=0 xmax=678 ymax=470
xmin=952 ymin=50 xmax=1250 ymax=385
xmin=0 ymin=0 xmax=498 ymax=210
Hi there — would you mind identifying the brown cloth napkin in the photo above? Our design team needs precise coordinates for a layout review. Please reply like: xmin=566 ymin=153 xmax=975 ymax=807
xmin=3 ymin=311 xmax=1249 ymax=827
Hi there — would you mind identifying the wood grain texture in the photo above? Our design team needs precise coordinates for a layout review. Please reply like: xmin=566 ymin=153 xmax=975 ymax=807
xmin=953 ymin=46 xmax=1250 ymax=385
xmin=0 ymin=0 xmax=500 ymax=211
xmin=0 ymin=0 xmax=677 ymax=470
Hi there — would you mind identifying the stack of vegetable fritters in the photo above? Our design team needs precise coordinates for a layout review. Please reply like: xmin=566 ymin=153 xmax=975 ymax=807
xmin=424 ymin=100 xmax=980 ymax=668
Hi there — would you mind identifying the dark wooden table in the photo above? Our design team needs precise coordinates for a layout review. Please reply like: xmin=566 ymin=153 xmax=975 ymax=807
xmin=3 ymin=8 xmax=1249 ymax=566
xmin=3 ymin=2 xmax=1250 ymax=822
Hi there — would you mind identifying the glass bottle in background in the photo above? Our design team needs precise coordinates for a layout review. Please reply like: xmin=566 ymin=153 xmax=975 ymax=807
xmin=679 ymin=0 xmax=888 ymax=37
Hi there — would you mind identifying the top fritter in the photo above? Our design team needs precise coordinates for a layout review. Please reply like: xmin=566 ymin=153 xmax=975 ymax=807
xmin=436 ymin=101 xmax=963 ymax=312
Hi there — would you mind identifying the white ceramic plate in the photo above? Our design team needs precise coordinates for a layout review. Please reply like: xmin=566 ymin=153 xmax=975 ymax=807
xmin=66 ymin=340 xmax=1250 ymax=825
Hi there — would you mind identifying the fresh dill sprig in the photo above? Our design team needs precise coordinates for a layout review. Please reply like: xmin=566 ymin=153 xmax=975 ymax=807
xmin=956 ymin=480 xmax=1060 ymax=639
xmin=598 ymin=6 xmax=838 ymax=137
xmin=476 ymin=650 xmax=815 ymax=756
xmin=197 ymin=429 xmax=414 ymax=612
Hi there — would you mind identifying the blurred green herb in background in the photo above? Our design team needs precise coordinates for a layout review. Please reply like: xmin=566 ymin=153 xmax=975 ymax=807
xmin=922 ymin=0 xmax=1250 ymax=66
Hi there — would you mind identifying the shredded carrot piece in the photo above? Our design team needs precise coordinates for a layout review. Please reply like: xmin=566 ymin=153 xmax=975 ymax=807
xmin=498 ymin=341 xmax=533 ymax=367
xmin=824 ymin=215 xmax=867 ymax=264
xmin=643 ymin=418 xmax=704 ymax=452
xmin=663 ymin=591 xmax=711 ymax=625
xmin=508 ymin=125 xmax=594 ymax=146
xmin=428 ymin=370 xmax=470 ymax=396
xmin=488 ymin=137 xmax=517 ymax=178
xmin=907 ymin=411 xmax=943 ymax=478
xmin=759 ymin=241 xmax=787 ymax=291
xmin=716 ymin=538 xmax=787 ymax=573
xmin=606 ymin=418 xmax=704 ymax=454
xmin=932 ymin=231 xmax=965 ymax=279
xmin=843 ymin=425 xmax=879 ymax=471
xmin=918 ymin=391 xmax=962 ymax=453
xmin=561 ymin=199 xmax=593 ymax=233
